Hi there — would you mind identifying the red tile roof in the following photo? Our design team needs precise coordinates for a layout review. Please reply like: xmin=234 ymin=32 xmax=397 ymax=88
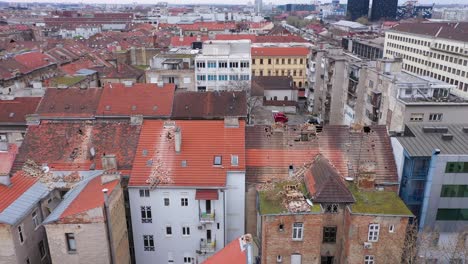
xmin=36 ymin=88 xmax=102 ymax=119
xmin=59 ymin=176 xmax=119 ymax=221
xmin=251 ymin=47 xmax=310 ymax=56
xmin=215 ymin=34 xmax=257 ymax=42
xmin=170 ymin=36 xmax=209 ymax=47
xmin=0 ymin=171 xmax=38 ymax=212
xmin=60 ymin=59 xmax=101 ymax=75
xmin=0 ymin=144 xmax=18 ymax=175
xmin=169 ymin=34 xmax=307 ymax=47
xmin=0 ymin=97 xmax=41 ymax=124
xmin=177 ymin=22 xmax=237 ymax=31
xmin=14 ymin=121 xmax=141 ymax=173
xmin=204 ymin=235 xmax=250 ymax=264
xmin=13 ymin=51 xmax=56 ymax=72
xmin=255 ymin=35 xmax=307 ymax=43
xmin=195 ymin=189 xmax=219 ymax=200
xmin=129 ymin=120 xmax=245 ymax=187
xmin=97 ymin=83 xmax=175 ymax=117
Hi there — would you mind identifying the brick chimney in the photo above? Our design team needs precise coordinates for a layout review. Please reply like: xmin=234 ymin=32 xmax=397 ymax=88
xmin=101 ymin=154 xmax=117 ymax=170
xmin=174 ymin=127 xmax=181 ymax=153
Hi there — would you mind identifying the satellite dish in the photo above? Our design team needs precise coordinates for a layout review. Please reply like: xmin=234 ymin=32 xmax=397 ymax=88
xmin=306 ymin=199 xmax=313 ymax=206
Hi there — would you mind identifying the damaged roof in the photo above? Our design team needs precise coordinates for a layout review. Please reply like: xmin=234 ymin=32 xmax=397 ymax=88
xmin=36 ymin=88 xmax=103 ymax=119
xmin=13 ymin=120 xmax=141 ymax=172
xmin=171 ymin=91 xmax=247 ymax=119
xmin=129 ymin=120 xmax=245 ymax=187
xmin=246 ymin=125 xmax=398 ymax=185
xmin=96 ymin=83 xmax=175 ymax=117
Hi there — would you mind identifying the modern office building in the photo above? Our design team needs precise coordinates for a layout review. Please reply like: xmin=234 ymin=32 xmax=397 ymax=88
xmin=384 ymin=22 xmax=468 ymax=97
xmin=346 ymin=0 xmax=369 ymax=21
xmin=194 ymin=40 xmax=251 ymax=91
xmin=370 ymin=0 xmax=398 ymax=21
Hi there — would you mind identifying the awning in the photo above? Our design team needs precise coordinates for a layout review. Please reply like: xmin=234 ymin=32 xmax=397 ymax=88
xmin=195 ymin=189 xmax=219 ymax=200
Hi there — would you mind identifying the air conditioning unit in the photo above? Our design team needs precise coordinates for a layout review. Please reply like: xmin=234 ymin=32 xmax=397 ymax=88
xmin=364 ymin=242 xmax=372 ymax=249
xmin=197 ymin=225 xmax=203 ymax=230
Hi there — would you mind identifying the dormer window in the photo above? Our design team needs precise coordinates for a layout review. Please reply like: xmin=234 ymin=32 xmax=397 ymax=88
xmin=213 ymin=156 xmax=222 ymax=166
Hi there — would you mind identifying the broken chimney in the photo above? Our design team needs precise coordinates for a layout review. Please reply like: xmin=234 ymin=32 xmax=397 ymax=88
xmin=174 ymin=127 xmax=182 ymax=153
xmin=101 ymin=154 xmax=117 ymax=170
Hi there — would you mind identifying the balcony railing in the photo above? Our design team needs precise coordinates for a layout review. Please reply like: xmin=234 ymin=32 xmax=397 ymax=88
xmin=200 ymin=239 xmax=216 ymax=253
xmin=199 ymin=211 xmax=215 ymax=223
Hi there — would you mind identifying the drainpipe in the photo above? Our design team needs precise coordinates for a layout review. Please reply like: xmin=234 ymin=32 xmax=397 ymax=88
xmin=419 ymin=149 xmax=440 ymax=231
xmin=103 ymin=188 xmax=116 ymax=264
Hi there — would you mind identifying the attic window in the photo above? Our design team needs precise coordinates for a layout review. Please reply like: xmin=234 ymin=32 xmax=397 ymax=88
xmin=105 ymin=105 xmax=111 ymax=111
xmin=64 ymin=104 xmax=71 ymax=110
xmin=9 ymin=112 xmax=14 ymax=118
xmin=132 ymin=105 xmax=137 ymax=111
xmin=181 ymin=160 xmax=187 ymax=167
xmin=146 ymin=159 xmax=153 ymax=166
xmin=153 ymin=106 xmax=158 ymax=111
xmin=213 ymin=156 xmax=222 ymax=166
xmin=142 ymin=149 xmax=148 ymax=156
xmin=324 ymin=204 xmax=339 ymax=214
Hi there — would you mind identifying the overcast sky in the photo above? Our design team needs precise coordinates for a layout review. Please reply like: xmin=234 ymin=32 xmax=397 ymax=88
xmin=9 ymin=0 xmax=466 ymax=5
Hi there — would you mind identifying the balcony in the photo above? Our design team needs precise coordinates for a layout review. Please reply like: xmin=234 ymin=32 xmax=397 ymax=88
xmin=199 ymin=211 xmax=215 ymax=223
xmin=200 ymin=239 xmax=216 ymax=253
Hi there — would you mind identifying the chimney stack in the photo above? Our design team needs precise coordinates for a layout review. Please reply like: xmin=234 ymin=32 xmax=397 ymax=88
xmin=101 ymin=154 xmax=117 ymax=170
xmin=0 ymin=175 xmax=11 ymax=186
xmin=174 ymin=127 xmax=182 ymax=153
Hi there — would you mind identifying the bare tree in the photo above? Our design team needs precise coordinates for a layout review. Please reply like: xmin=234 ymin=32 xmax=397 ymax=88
xmin=227 ymin=80 xmax=262 ymax=125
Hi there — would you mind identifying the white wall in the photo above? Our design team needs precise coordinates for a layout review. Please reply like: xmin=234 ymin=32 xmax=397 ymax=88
xmin=224 ymin=171 xmax=246 ymax=243
xmin=129 ymin=187 xmax=226 ymax=264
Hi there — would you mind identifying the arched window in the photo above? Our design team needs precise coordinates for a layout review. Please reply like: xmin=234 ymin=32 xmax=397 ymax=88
xmin=298 ymin=81 xmax=302 ymax=88
xmin=274 ymin=96 xmax=277 ymax=101
xmin=284 ymin=96 xmax=288 ymax=101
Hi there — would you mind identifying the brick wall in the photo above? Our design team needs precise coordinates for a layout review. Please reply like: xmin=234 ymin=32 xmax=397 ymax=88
xmin=108 ymin=184 xmax=130 ymax=264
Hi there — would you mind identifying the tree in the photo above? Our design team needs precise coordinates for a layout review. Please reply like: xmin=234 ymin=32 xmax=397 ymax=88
xmin=227 ymin=80 xmax=262 ymax=125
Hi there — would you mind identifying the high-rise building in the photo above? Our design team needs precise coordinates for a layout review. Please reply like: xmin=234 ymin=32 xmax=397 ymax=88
xmin=254 ymin=0 xmax=262 ymax=13
xmin=370 ymin=0 xmax=398 ymax=21
xmin=346 ymin=0 xmax=369 ymax=21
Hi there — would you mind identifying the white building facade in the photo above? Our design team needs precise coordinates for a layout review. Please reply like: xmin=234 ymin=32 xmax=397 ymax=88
xmin=194 ymin=40 xmax=252 ymax=91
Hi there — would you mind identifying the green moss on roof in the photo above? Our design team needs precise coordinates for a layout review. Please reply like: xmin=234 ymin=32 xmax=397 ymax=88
xmin=258 ymin=180 xmax=321 ymax=215
xmin=134 ymin=65 xmax=149 ymax=70
xmin=50 ymin=76 xmax=86 ymax=86
xmin=349 ymin=185 xmax=413 ymax=216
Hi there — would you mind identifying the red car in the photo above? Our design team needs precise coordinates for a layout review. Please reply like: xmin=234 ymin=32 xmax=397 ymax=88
xmin=273 ymin=112 xmax=289 ymax=123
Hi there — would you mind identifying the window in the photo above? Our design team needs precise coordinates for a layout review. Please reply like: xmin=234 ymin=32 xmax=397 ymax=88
xmin=389 ymin=225 xmax=395 ymax=233
xmin=39 ymin=240 xmax=46 ymax=259
xmin=260 ymin=59 xmax=264 ymax=64
xmin=368 ymin=224 xmax=380 ymax=242
xmin=166 ymin=226 xmax=172 ymax=236
xmin=440 ymin=185 xmax=468 ymax=197
xmin=196 ymin=62 xmax=205 ymax=68
xmin=218 ymin=75 xmax=228 ymax=81
xmin=323 ymin=226 xmax=337 ymax=243
xmin=141 ymin=206 xmax=152 ymax=223
xmin=184 ymin=257 xmax=192 ymax=263
xmin=196 ymin=75 xmax=206 ymax=81
xmin=26 ymin=259 xmax=30 ymax=264
xmin=292 ymin=223 xmax=303 ymax=241
xmin=207 ymin=75 xmax=217 ymax=81
xmin=277 ymin=255 xmax=283 ymax=263
xmin=143 ymin=235 xmax=155 ymax=251
xmin=268 ymin=59 xmax=272 ymax=65
xmin=405 ymin=88 xmax=412 ymax=95
xmin=218 ymin=61 xmax=227 ymax=68
xmin=229 ymin=62 xmax=239 ymax=68
xmin=410 ymin=113 xmax=424 ymax=122
xmin=240 ymin=75 xmax=249 ymax=81
xmin=182 ymin=226 xmax=191 ymax=236
xmin=32 ymin=210 xmax=40 ymax=229
xmin=445 ymin=162 xmax=468 ymax=173
xmin=164 ymin=197 xmax=170 ymax=206
xmin=241 ymin=61 xmax=249 ymax=68
xmin=231 ymin=155 xmax=239 ymax=166
xmin=213 ymin=155 xmax=222 ymax=165
xmin=207 ymin=61 xmax=216 ymax=68
xmin=181 ymin=198 xmax=188 ymax=207
xmin=66 ymin=233 xmax=76 ymax=252
xmin=436 ymin=209 xmax=468 ymax=221
xmin=18 ymin=225 xmax=24 ymax=244
xmin=139 ymin=189 xmax=150 ymax=197
xmin=321 ymin=256 xmax=334 ymax=264
xmin=324 ymin=204 xmax=339 ymax=213
xmin=229 ymin=75 xmax=239 ymax=81
xmin=428 ymin=113 xmax=443 ymax=122
xmin=365 ymin=255 xmax=374 ymax=264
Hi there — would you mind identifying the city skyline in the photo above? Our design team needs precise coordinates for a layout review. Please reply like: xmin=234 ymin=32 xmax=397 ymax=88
xmin=4 ymin=0 xmax=467 ymax=5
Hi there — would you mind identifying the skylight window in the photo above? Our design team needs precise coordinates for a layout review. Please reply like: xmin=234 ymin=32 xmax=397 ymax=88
xmin=213 ymin=156 xmax=222 ymax=166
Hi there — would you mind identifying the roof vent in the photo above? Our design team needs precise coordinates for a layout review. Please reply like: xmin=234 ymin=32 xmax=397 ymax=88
xmin=441 ymin=133 xmax=453 ymax=140
xmin=423 ymin=126 xmax=448 ymax=133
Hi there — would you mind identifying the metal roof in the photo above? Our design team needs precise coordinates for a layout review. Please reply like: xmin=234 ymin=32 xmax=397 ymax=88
xmin=0 ymin=181 xmax=49 ymax=225
xmin=397 ymin=124 xmax=468 ymax=157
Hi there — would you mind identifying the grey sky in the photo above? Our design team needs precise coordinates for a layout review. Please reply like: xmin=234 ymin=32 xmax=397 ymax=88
xmin=9 ymin=0 xmax=466 ymax=5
